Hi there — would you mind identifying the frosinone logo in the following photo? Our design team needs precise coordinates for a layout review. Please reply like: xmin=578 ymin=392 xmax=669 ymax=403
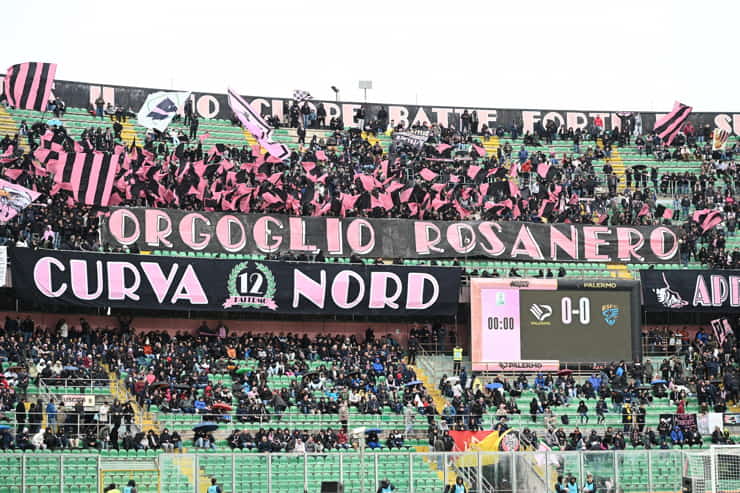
xmin=529 ymin=304 xmax=552 ymax=322
xmin=601 ymin=304 xmax=620 ymax=326
xmin=223 ymin=261 xmax=278 ymax=310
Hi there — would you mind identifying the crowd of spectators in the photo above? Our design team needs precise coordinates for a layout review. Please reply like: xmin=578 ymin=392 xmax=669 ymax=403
xmin=432 ymin=322 xmax=738 ymax=450
xmin=0 ymin=100 xmax=737 ymax=269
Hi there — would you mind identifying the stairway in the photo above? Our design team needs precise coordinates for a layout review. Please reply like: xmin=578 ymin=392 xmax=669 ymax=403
xmin=118 ymin=118 xmax=138 ymax=146
xmin=0 ymin=106 xmax=20 ymax=148
xmin=409 ymin=362 xmax=448 ymax=414
xmin=361 ymin=131 xmax=380 ymax=146
xmin=606 ymin=263 xmax=634 ymax=279
xmin=241 ymin=128 xmax=260 ymax=152
xmin=597 ymin=138 xmax=626 ymax=192
xmin=480 ymin=135 xmax=500 ymax=157
xmin=104 ymin=365 xmax=160 ymax=433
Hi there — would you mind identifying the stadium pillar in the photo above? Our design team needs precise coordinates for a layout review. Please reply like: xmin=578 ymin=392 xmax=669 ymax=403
xmin=511 ymin=451 xmax=517 ymax=493
xmin=339 ymin=453 xmax=344 ymax=486
xmin=647 ymin=451 xmax=653 ymax=493
xmin=303 ymin=453 xmax=309 ymax=492
xmin=194 ymin=455 xmax=199 ymax=493
xmin=267 ymin=454 xmax=273 ymax=493
xmin=477 ymin=452 xmax=483 ymax=493
xmin=231 ymin=454 xmax=236 ymax=493
xmin=408 ymin=452 xmax=414 ymax=493
xmin=373 ymin=453 xmax=379 ymax=493
xmin=710 ymin=448 xmax=718 ymax=493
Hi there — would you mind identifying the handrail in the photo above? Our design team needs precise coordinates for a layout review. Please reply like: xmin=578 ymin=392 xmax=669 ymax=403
xmin=39 ymin=377 xmax=111 ymax=390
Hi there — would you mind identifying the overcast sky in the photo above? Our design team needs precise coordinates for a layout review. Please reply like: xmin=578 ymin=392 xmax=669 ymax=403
xmin=2 ymin=0 xmax=738 ymax=112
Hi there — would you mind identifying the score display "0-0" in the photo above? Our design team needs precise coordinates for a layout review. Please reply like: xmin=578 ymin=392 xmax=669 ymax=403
xmin=561 ymin=296 xmax=590 ymax=325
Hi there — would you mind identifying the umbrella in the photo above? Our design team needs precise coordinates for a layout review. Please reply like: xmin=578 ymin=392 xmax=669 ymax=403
xmin=193 ymin=422 xmax=219 ymax=433
xmin=486 ymin=382 xmax=503 ymax=390
xmin=631 ymin=164 xmax=648 ymax=171
xmin=364 ymin=428 xmax=382 ymax=434
xmin=6 ymin=366 xmax=24 ymax=372
xmin=174 ymin=384 xmax=191 ymax=390
xmin=149 ymin=381 xmax=169 ymax=390
xmin=63 ymin=366 xmax=79 ymax=371
xmin=47 ymin=119 xmax=62 ymax=127
xmin=651 ymin=379 xmax=667 ymax=385
xmin=0 ymin=424 xmax=10 ymax=431
xmin=446 ymin=376 xmax=460 ymax=383
xmin=212 ymin=402 xmax=233 ymax=411
xmin=404 ymin=380 xmax=423 ymax=387
xmin=556 ymin=369 xmax=573 ymax=376
xmin=235 ymin=368 xmax=249 ymax=375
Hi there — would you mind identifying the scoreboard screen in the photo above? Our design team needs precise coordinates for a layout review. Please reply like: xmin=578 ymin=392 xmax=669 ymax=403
xmin=470 ymin=278 xmax=641 ymax=369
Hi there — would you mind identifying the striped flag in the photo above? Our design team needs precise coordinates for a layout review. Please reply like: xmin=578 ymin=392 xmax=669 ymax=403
xmin=3 ymin=62 xmax=57 ymax=111
xmin=227 ymin=87 xmax=290 ymax=161
xmin=653 ymin=101 xmax=692 ymax=144
xmin=712 ymin=128 xmax=730 ymax=151
xmin=49 ymin=150 xmax=121 ymax=206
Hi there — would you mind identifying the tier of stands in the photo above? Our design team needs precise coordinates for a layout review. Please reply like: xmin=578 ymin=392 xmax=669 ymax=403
xmin=7 ymin=104 xmax=731 ymax=279
xmin=1 ymin=103 xmax=737 ymax=491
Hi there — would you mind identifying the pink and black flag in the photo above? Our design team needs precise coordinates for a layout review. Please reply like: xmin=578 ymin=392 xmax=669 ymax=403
xmin=227 ymin=87 xmax=290 ymax=161
xmin=711 ymin=318 xmax=733 ymax=346
xmin=692 ymin=209 xmax=722 ymax=233
xmin=50 ymin=150 xmax=121 ymax=206
xmin=3 ymin=62 xmax=57 ymax=111
xmin=654 ymin=101 xmax=693 ymax=145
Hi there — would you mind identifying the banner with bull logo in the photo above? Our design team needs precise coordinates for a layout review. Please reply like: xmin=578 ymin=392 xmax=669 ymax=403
xmin=101 ymin=207 xmax=680 ymax=263
xmin=641 ymin=270 xmax=740 ymax=312
xmin=9 ymin=248 xmax=461 ymax=316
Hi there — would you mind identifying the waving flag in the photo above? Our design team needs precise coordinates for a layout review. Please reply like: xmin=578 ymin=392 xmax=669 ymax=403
xmin=693 ymin=209 xmax=723 ymax=233
xmin=3 ymin=62 xmax=57 ymax=111
xmin=137 ymin=91 xmax=190 ymax=132
xmin=654 ymin=101 xmax=692 ymax=144
xmin=227 ymin=87 xmax=290 ymax=161
xmin=712 ymin=128 xmax=730 ymax=151
xmin=0 ymin=178 xmax=40 ymax=222
xmin=48 ymin=150 xmax=122 ymax=206
xmin=292 ymin=89 xmax=312 ymax=102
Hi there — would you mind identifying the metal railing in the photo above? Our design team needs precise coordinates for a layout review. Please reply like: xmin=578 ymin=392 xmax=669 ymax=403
xmin=0 ymin=448 xmax=735 ymax=493
xmin=39 ymin=377 xmax=111 ymax=391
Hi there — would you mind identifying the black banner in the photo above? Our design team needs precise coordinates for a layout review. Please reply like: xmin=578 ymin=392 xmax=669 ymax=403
xmin=9 ymin=75 xmax=740 ymax=136
xmin=101 ymin=207 xmax=680 ymax=263
xmin=9 ymin=248 xmax=461 ymax=316
xmin=660 ymin=413 xmax=698 ymax=433
xmin=641 ymin=270 xmax=740 ymax=312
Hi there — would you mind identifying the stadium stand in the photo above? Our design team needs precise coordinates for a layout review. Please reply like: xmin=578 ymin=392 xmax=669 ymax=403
xmin=0 ymin=80 xmax=739 ymax=492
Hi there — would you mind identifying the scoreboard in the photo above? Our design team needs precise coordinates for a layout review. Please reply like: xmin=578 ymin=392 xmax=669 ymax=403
xmin=470 ymin=278 xmax=641 ymax=371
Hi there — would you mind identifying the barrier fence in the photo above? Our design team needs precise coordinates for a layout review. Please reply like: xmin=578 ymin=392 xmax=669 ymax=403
xmin=0 ymin=448 xmax=738 ymax=493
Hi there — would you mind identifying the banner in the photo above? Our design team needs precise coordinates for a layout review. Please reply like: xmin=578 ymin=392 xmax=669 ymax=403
xmin=641 ymin=270 xmax=740 ymax=312
xmin=136 ymin=91 xmax=191 ymax=132
xmin=5 ymin=75 xmax=740 ymax=137
xmin=0 ymin=178 xmax=40 ymax=221
xmin=61 ymin=394 xmax=96 ymax=408
xmin=9 ymin=248 xmax=461 ymax=316
xmin=101 ymin=207 xmax=680 ymax=263
xmin=392 ymin=129 xmax=430 ymax=150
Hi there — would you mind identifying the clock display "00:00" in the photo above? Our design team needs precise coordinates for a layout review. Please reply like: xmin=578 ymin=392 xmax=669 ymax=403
xmin=487 ymin=317 xmax=515 ymax=330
